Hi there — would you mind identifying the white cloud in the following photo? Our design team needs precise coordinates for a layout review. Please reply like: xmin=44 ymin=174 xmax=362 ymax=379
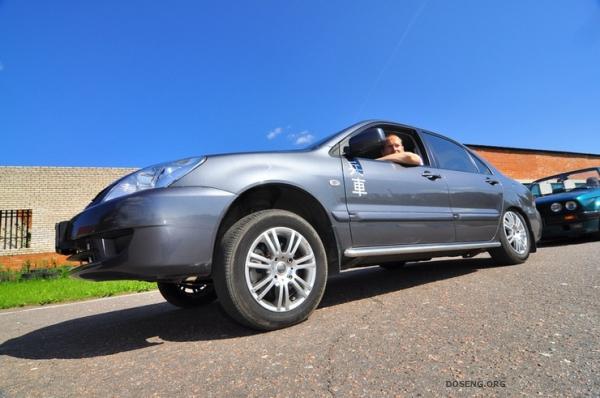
xmin=291 ymin=131 xmax=315 ymax=146
xmin=266 ymin=127 xmax=283 ymax=140
xmin=268 ymin=126 xmax=315 ymax=146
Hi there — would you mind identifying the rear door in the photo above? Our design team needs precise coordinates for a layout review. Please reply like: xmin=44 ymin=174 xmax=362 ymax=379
xmin=420 ymin=132 xmax=503 ymax=242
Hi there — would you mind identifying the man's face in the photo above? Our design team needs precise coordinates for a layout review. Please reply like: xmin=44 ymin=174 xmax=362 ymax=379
xmin=382 ymin=135 xmax=404 ymax=156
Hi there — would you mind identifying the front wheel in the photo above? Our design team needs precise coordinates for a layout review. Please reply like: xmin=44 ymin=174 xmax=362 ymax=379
xmin=489 ymin=210 xmax=531 ymax=265
xmin=158 ymin=282 xmax=217 ymax=308
xmin=213 ymin=210 xmax=328 ymax=331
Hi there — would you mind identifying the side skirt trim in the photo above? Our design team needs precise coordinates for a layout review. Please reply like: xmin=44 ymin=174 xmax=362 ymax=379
xmin=344 ymin=241 xmax=501 ymax=258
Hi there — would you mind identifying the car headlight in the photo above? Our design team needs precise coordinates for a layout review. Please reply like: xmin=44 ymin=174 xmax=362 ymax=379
xmin=550 ymin=202 xmax=562 ymax=212
xmin=565 ymin=201 xmax=577 ymax=211
xmin=102 ymin=157 xmax=206 ymax=203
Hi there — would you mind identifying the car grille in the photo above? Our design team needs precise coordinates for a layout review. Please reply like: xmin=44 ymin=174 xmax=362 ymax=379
xmin=67 ymin=231 xmax=133 ymax=264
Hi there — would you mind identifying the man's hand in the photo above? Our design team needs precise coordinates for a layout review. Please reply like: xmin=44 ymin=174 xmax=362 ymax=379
xmin=377 ymin=151 xmax=423 ymax=166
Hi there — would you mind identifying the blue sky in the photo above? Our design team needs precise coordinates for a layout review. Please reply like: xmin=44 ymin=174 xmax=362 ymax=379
xmin=1 ymin=1 xmax=599 ymax=167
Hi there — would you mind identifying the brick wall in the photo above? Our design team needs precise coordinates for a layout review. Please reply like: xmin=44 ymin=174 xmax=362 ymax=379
xmin=0 ymin=253 xmax=77 ymax=270
xmin=0 ymin=167 xmax=136 ymax=257
xmin=469 ymin=147 xmax=600 ymax=182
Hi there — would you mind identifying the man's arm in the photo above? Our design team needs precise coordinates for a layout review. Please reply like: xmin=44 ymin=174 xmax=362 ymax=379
xmin=377 ymin=152 xmax=423 ymax=166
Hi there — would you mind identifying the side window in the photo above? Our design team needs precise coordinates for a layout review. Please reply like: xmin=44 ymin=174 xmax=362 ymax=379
xmin=422 ymin=133 xmax=478 ymax=173
xmin=388 ymin=131 xmax=429 ymax=166
xmin=529 ymin=183 xmax=541 ymax=198
xmin=470 ymin=154 xmax=493 ymax=175
xmin=341 ymin=126 xmax=429 ymax=166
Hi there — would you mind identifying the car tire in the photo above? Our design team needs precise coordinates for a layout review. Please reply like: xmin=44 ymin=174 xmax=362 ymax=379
xmin=213 ymin=209 xmax=328 ymax=331
xmin=157 ymin=281 xmax=218 ymax=308
xmin=379 ymin=261 xmax=406 ymax=270
xmin=489 ymin=209 xmax=531 ymax=265
xmin=593 ymin=219 xmax=600 ymax=240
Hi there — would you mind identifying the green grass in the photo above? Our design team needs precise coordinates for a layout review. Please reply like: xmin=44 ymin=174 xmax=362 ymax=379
xmin=0 ymin=278 xmax=156 ymax=309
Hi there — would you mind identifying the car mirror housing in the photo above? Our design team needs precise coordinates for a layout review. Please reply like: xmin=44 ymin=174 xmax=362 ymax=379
xmin=347 ymin=127 xmax=386 ymax=158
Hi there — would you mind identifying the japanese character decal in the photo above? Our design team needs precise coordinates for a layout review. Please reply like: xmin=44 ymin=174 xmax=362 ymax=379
xmin=346 ymin=159 xmax=368 ymax=197
xmin=351 ymin=177 xmax=367 ymax=197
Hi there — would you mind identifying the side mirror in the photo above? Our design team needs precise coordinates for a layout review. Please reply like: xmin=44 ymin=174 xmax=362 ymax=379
xmin=347 ymin=127 xmax=386 ymax=158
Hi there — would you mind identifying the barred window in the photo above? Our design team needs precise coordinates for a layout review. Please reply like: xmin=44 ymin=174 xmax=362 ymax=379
xmin=1 ymin=209 xmax=32 ymax=250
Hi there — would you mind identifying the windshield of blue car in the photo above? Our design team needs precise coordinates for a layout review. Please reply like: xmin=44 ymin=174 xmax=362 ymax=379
xmin=529 ymin=169 xmax=600 ymax=197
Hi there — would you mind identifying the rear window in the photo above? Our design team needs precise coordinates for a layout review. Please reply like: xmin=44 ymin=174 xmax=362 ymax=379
xmin=470 ymin=154 xmax=492 ymax=175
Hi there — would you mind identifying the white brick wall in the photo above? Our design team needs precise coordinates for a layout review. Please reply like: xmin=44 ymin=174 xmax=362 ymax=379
xmin=0 ymin=167 xmax=137 ymax=255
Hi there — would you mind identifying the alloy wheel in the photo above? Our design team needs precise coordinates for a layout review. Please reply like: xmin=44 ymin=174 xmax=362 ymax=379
xmin=244 ymin=227 xmax=316 ymax=312
xmin=177 ymin=282 xmax=213 ymax=297
xmin=503 ymin=211 xmax=528 ymax=255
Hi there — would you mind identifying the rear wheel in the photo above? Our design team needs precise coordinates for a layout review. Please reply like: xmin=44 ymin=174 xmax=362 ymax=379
xmin=213 ymin=210 xmax=328 ymax=331
xmin=489 ymin=210 xmax=531 ymax=265
xmin=158 ymin=281 xmax=217 ymax=308
xmin=593 ymin=219 xmax=600 ymax=240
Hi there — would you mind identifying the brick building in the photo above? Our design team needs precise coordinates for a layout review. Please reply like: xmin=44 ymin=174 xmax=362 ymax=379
xmin=1 ymin=146 xmax=599 ymax=267
xmin=467 ymin=145 xmax=600 ymax=182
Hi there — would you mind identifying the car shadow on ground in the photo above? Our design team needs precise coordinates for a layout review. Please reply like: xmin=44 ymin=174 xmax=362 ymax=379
xmin=537 ymin=234 xmax=599 ymax=248
xmin=0 ymin=257 xmax=497 ymax=360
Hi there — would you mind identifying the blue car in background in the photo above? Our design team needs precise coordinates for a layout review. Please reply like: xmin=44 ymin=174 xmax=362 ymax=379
xmin=529 ymin=167 xmax=600 ymax=239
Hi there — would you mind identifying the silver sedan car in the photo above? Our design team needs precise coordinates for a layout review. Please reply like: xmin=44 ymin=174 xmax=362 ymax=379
xmin=56 ymin=120 xmax=542 ymax=330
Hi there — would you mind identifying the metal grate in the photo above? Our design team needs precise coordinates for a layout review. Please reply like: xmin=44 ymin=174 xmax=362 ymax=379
xmin=1 ymin=209 xmax=32 ymax=250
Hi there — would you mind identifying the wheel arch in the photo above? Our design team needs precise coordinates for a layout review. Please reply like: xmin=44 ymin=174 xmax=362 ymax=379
xmin=212 ymin=183 xmax=341 ymax=276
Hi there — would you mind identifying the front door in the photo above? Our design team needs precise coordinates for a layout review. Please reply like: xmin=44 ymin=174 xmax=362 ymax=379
xmin=342 ymin=157 xmax=455 ymax=247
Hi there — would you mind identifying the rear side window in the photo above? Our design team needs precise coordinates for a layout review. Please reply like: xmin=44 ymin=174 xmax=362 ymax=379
xmin=422 ymin=133 xmax=478 ymax=173
xmin=470 ymin=154 xmax=493 ymax=175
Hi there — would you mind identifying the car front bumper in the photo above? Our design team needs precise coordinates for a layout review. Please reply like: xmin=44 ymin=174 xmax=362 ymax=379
xmin=540 ymin=210 xmax=600 ymax=239
xmin=56 ymin=186 xmax=236 ymax=282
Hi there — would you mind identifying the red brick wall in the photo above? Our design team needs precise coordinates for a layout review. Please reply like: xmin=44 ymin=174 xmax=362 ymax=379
xmin=0 ymin=253 xmax=78 ymax=271
xmin=471 ymin=148 xmax=600 ymax=181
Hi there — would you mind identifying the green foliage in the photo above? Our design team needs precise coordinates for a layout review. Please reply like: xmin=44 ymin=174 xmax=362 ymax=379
xmin=21 ymin=259 xmax=32 ymax=273
xmin=0 ymin=278 xmax=156 ymax=309
xmin=0 ymin=265 xmax=74 ymax=282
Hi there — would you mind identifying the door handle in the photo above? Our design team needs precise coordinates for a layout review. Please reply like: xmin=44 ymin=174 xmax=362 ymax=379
xmin=422 ymin=171 xmax=442 ymax=181
xmin=485 ymin=178 xmax=499 ymax=185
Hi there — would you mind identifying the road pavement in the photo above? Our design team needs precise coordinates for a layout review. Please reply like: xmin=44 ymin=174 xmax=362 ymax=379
xmin=1 ymin=237 xmax=599 ymax=397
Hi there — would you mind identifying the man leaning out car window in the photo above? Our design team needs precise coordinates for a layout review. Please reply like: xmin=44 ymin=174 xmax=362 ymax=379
xmin=377 ymin=134 xmax=423 ymax=166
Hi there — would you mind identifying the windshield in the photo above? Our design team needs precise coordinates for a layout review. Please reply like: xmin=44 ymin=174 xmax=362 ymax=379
xmin=529 ymin=169 xmax=600 ymax=197
xmin=306 ymin=132 xmax=341 ymax=150
xmin=306 ymin=121 xmax=373 ymax=150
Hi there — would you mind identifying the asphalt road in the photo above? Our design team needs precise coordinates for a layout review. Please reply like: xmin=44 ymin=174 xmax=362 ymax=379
xmin=1 ymin=237 xmax=599 ymax=397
